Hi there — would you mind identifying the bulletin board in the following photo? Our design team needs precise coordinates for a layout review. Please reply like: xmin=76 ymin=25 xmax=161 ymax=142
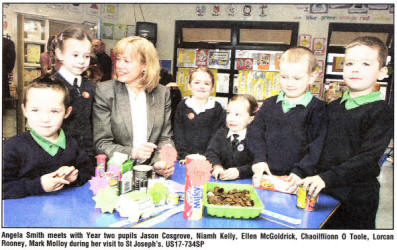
xmin=177 ymin=48 xmax=231 ymax=69
xmin=174 ymin=20 xmax=299 ymax=101
xmin=176 ymin=67 xmax=218 ymax=97
xmin=236 ymin=71 xmax=280 ymax=101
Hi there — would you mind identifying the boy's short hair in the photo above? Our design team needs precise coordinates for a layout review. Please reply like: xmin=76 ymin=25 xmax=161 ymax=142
xmin=230 ymin=94 xmax=258 ymax=116
xmin=188 ymin=66 xmax=215 ymax=86
xmin=280 ymin=47 xmax=317 ymax=73
xmin=346 ymin=36 xmax=388 ymax=68
xmin=24 ymin=75 xmax=70 ymax=108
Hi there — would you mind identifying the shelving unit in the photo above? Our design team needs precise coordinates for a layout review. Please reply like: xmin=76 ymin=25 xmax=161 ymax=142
xmin=15 ymin=14 xmax=49 ymax=133
xmin=324 ymin=23 xmax=394 ymax=104
xmin=14 ymin=13 xmax=97 ymax=135
xmin=173 ymin=20 xmax=299 ymax=106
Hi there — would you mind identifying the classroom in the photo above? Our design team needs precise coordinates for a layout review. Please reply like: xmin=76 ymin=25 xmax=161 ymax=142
xmin=1 ymin=2 xmax=394 ymax=234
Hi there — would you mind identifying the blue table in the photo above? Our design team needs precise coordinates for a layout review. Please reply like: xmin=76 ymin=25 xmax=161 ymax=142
xmin=3 ymin=163 xmax=339 ymax=228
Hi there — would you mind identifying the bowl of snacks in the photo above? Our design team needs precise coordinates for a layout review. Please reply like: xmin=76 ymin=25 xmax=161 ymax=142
xmin=203 ymin=182 xmax=264 ymax=219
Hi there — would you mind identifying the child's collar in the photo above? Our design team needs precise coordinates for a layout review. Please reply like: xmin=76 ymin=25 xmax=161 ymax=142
xmin=185 ymin=96 xmax=215 ymax=114
xmin=227 ymin=128 xmax=247 ymax=141
xmin=29 ymin=129 xmax=66 ymax=156
xmin=276 ymin=91 xmax=313 ymax=113
xmin=58 ymin=67 xmax=82 ymax=87
xmin=340 ymin=90 xmax=382 ymax=110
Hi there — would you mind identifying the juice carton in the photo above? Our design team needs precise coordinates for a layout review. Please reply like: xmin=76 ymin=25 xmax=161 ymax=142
xmin=184 ymin=159 xmax=212 ymax=220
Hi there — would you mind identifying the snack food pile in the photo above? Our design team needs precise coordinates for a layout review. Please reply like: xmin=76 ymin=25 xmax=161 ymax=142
xmin=207 ymin=187 xmax=254 ymax=207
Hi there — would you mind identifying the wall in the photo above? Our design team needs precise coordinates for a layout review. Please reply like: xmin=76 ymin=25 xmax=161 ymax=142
xmin=3 ymin=3 xmax=394 ymax=71
xmin=117 ymin=3 xmax=393 ymax=63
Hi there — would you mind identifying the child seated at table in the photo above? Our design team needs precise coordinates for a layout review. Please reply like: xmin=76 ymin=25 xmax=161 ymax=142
xmin=301 ymin=36 xmax=393 ymax=229
xmin=174 ymin=66 xmax=226 ymax=159
xmin=205 ymin=94 xmax=257 ymax=180
xmin=247 ymin=47 xmax=328 ymax=193
xmin=2 ymin=76 xmax=94 ymax=199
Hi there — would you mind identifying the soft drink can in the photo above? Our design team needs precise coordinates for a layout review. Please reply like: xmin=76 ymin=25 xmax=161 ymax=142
xmin=297 ymin=185 xmax=318 ymax=211
xmin=95 ymin=154 xmax=107 ymax=177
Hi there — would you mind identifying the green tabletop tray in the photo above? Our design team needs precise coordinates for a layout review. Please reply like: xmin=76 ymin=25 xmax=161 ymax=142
xmin=203 ymin=182 xmax=264 ymax=219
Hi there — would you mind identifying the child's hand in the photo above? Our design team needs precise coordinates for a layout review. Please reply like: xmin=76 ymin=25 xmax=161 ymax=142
xmin=252 ymin=162 xmax=271 ymax=179
xmin=153 ymin=160 xmax=174 ymax=178
xmin=40 ymin=171 xmax=70 ymax=193
xmin=301 ymin=175 xmax=325 ymax=197
xmin=212 ymin=165 xmax=224 ymax=180
xmin=65 ymin=169 xmax=79 ymax=183
xmin=286 ymin=173 xmax=301 ymax=194
xmin=64 ymin=167 xmax=79 ymax=183
xmin=219 ymin=168 xmax=239 ymax=180
xmin=56 ymin=166 xmax=78 ymax=183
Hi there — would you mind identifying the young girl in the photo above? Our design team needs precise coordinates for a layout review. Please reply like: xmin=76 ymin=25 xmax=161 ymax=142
xmin=53 ymin=27 xmax=96 ymax=161
xmin=173 ymin=66 xmax=226 ymax=159
xmin=205 ymin=95 xmax=257 ymax=180
xmin=3 ymin=77 xmax=93 ymax=199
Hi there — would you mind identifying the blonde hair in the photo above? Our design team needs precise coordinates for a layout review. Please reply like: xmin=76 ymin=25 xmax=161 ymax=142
xmin=113 ymin=36 xmax=160 ymax=93
xmin=346 ymin=36 xmax=388 ymax=68
xmin=280 ymin=47 xmax=317 ymax=73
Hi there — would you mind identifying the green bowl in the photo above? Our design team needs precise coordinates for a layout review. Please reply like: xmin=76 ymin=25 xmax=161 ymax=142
xmin=203 ymin=182 xmax=264 ymax=219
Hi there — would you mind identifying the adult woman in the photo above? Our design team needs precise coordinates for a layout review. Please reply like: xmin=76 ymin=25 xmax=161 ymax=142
xmin=93 ymin=36 xmax=174 ymax=177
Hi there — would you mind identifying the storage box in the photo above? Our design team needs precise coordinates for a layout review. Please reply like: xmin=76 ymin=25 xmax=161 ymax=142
xmin=203 ymin=182 xmax=264 ymax=219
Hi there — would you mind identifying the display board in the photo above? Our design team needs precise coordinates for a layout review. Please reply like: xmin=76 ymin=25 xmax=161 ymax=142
xmin=173 ymin=20 xmax=299 ymax=101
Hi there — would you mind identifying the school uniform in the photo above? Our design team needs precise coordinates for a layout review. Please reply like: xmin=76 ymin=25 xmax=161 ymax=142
xmin=174 ymin=97 xmax=226 ymax=159
xmin=247 ymin=91 xmax=327 ymax=177
xmin=317 ymin=91 xmax=393 ymax=229
xmin=205 ymin=127 xmax=253 ymax=178
xmin=54 ymin=68 xmax=96 ymax=159
xmin=2 ymin=130 xmax=94 ymax=199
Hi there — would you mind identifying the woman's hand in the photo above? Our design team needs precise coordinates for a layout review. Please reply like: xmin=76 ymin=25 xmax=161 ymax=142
xmin=153 ymin=160 xmax=174 ymax=178
xmin=131 ymin=142 xmax=157 ymax=161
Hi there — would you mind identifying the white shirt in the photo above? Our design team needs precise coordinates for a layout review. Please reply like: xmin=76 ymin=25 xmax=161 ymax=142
xmin=227 ymin=128 xmax=247 ymax=143
xmin=58 ymin=66 xmax=82 ymax=87
xmin=185 ymin=96 xmax=216 ymax=115
xmin=126 ymin=88 xmax=147 ymax=149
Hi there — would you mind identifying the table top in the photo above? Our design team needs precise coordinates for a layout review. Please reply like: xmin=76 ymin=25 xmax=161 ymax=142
xmin=2 ymin=163 xmax=339 ymax=228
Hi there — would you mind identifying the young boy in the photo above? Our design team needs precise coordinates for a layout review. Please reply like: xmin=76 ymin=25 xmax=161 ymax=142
xmin=301 ymin=36 xmax=393 ymax=229
xmin=247 ymin=47 xmax=327 ymax=193
xmin=2 ymin=76 xmax=94 ymax=199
